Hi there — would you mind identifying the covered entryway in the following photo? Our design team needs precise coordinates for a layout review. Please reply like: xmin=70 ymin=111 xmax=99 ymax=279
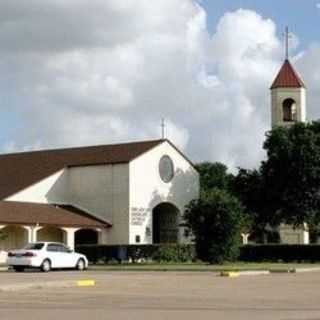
xmin=37 ymin=226 xmax=65 ymax=243
xmin=0 ymin=225 xmax=28 ymax=250
xmin=75 ymin=229 xmax=98 ymax=245
xmin=152 ymin=202 xmax=179 ymax=244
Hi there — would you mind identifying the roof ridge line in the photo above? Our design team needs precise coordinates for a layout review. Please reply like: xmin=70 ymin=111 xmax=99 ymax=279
xmin=0 ymin=139 xmax=164 ymax=157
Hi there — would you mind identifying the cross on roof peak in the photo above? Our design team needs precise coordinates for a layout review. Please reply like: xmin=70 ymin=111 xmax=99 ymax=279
xmin=161 ymin=118 xmax=166 ymax=139
xmin=284 ymin=26 xmax=292 ymax=60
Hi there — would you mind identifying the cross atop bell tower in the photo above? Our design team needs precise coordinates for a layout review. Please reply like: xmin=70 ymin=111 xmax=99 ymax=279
xmin=284 ymin=26 xmax=290 ymax=60
xmin=270 ymin=27 xmax=306 ymax=127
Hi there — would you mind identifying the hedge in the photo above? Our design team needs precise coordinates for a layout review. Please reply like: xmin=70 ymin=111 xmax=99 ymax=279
xmin=75 ymin=244 xmax=196 ymax=264
xmin=239 ymin=244 xmax=320 ymax=262
xmin=76 ymin=244 xmax=320 ymax=264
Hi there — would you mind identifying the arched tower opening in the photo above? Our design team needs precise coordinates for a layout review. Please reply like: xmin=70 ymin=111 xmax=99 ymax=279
xmin=270 ymin=59 xmax=306 ymax=127
xmin=282 ymin=98 xmax=297 ymax=122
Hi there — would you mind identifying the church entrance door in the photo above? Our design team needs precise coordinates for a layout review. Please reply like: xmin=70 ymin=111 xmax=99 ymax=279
xmin=152 ymin=203 xmax=179 ymax=244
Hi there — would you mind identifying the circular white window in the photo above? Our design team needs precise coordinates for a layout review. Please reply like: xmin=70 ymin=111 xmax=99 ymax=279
xmin=159 ymin=155 xmax=174 ymax=183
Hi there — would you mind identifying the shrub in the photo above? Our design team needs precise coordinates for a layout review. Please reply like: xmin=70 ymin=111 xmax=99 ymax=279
xmin=75 ymin=244 xmax=196 ymax=264
xmin=153 ymin=245 xmax=195 ymax=263
xmin=239 ymin=244 xmax=320 ymax=262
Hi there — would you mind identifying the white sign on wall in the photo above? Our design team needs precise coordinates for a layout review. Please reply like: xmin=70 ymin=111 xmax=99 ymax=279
xmin=131 ymin=207 xmax=150 ymax=226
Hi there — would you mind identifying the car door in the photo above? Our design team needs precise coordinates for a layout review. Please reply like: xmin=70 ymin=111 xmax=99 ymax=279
xmin=56 ymin=243 xmax=76 ymax=268
xmin=46 ymin=243 xmax=61 ymax=268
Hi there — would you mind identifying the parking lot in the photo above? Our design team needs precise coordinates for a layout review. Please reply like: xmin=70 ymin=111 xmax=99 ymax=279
xmin=0 ymin=270 xmax=320 ymax=319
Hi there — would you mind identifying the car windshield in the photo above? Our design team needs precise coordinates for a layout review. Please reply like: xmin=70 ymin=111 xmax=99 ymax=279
xmin=24 ymin=243 xmax=44 ymax=250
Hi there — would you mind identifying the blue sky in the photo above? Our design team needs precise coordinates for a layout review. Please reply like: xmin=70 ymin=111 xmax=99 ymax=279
xmin=0 ymin=1 xmax=319 ymax=169
xmin=201 ymin=0 xmax=320 ymax=49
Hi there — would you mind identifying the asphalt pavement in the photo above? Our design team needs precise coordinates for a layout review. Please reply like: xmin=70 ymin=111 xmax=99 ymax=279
xmin=0 ymin=271 xmax=319 ymax=319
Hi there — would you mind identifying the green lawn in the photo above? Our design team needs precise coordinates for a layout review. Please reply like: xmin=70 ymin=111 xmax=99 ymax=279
xmin=89 ymin=262 xmax=320 ymax=272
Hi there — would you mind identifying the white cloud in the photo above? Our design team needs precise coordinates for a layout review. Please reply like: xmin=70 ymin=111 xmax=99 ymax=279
xmin=316 ymin=3 xmax=320 ymax=9
xmin=0 ymin=1 xmax=318 ymax=170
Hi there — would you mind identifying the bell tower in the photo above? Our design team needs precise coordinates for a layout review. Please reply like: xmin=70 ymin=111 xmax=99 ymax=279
xmin=270 ymin=28 xmax=306 ymax=127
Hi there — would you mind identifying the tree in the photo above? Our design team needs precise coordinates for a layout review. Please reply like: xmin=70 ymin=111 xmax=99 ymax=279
xmin=232 ymin=168 xmax=282 ymax=243
xmin=261 ymin=121 xmax=320 ymax=227
xmin=232 ymin=168 xmax=272 ymax=229
xmin=196 ymin=162 xmax=233 ymax=193
xmin=184 ymin=189 xmax=243 ymax=264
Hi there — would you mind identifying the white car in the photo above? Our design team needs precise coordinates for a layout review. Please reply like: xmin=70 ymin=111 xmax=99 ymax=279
xmin=7 ymin=242 xmax=88 ymax=272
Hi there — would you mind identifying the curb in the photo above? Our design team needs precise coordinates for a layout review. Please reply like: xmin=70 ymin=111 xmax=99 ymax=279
xmin=0 ymin=279 xmax=96 ymax=292
xmin=269 ymin=268 xmax=295 ymax=273
xmin=220 ymin=271 xmax=240 ymax=277
xmin=220 ymin=267 xmax=320 ymax=277
xmin=235 ymin=270 xmax=270 ymax=276
xmin=292 ymin=267 xmax=320 ymax=273
xmin=220 ymin=270 xmax=270 ymax=277
xmin=77 ymin=280 xmax=95 ymax=287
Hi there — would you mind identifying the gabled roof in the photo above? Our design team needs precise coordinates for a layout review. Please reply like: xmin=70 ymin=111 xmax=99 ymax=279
xmin=270 ymin=59 xmax=305 ymax=89
xmin=0 ymin=139 xmax=163 ymax=199
xmin=0 ymin=201 xmax=110 ymax=228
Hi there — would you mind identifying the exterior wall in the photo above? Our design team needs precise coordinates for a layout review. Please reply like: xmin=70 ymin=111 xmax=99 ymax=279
xmin=67 ymin=164 xmax=130 ymax=244
xmin=279 ymin=224 xmax=309 ymax=244
xmin=271 ymin=87 xmax=309 ymax=245
xmin=271 ymin=87 xmax=306 ymax=126
xmin=6 ymin=164 xmax=130 ymax=245
xmin=129 ymin=141 xmax=200 ymax=245
xmin=6 ymin=169 xmax=69 ymax=204
xmin=0 ymin=225 xmax=28 ymax=251
xmin=37 ymin=226 xmax=65 ymax=243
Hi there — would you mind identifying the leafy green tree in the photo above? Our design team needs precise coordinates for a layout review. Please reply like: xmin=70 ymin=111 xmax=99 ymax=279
xmin=232 ymin=168 xmax=272 ymax=230
xmin=196 ymin=162 xmax=233 ymax=193
xmin=184 ymin=189 xmax=243 ymax=264
xmin=261 ymin=121 xmax=320 ymax=227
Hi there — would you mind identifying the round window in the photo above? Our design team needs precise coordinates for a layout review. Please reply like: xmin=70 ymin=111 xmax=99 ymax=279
xmin=159 ymin=155 xmax=174 ymax=183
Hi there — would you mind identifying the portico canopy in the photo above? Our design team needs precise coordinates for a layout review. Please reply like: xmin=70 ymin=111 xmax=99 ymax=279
xmin=0 ymin=201 xmax=110 ymax=228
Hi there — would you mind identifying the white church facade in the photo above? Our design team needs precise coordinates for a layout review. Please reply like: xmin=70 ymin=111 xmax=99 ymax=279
xmin=0 ymin=139 xmax=199 ymax=255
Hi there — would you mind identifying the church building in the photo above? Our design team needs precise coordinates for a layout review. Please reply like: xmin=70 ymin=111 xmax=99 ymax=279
xmin=270 ymin=50 xmax=309 ymax=244
xmin=0 ymin=139 xmax=199 ymax=257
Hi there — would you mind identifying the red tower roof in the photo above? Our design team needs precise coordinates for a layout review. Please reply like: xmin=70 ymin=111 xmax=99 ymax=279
xmin=270 ymin=59 xmax=305 ymax=89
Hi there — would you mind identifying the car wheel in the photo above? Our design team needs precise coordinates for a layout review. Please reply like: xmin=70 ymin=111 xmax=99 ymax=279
xmin=76 ymin=259 xmax=85 ymax=271
xmin=41 ymin=259 xmax=51 ymax=272
xmin=13 ymin=266 xmax=25 ymax=272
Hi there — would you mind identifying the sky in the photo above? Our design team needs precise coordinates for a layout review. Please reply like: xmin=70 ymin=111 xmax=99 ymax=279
xmin=0 ymin=0 xmax=320 ymax=170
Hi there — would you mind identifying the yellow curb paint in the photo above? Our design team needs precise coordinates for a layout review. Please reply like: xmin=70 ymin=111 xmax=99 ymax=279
xmin=77 ymin=280 xmax=95 ymax=287
xmin=220 ymin=271 xmax=239 ymax=278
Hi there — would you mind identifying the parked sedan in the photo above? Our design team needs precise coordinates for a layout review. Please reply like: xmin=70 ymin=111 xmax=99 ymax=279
xmin=7 ymin=242 xmax=88 ymax=272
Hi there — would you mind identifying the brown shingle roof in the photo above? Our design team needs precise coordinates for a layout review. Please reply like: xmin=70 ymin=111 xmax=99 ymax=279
xmin=0 ymin=139 xmax=163 ymax=199
xmin=0 ymin=201 xmax=110 ymax=228
xmin=270 ymin=59 xmax=305 ymax=89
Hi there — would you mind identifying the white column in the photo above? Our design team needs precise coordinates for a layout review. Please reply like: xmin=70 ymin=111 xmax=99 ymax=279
xmin=241 ymin=233 xmax=250 ymax=245
xmin=22 ymin=225 xmax=42 ymax=243
xmin=303 ymin=223 xmax=310 ymax=244
xmin=22 ymin=226 xmax=33 ymax=243
xmin=61 ymin=228 xmax=79 ymax=250
xmin=94 ymin=228 xmax=105 ymax=244
xmin=0 ymin=226 xmax=7 ymax=263
xmin=32 ymin=226 xmax=42 ymax=243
